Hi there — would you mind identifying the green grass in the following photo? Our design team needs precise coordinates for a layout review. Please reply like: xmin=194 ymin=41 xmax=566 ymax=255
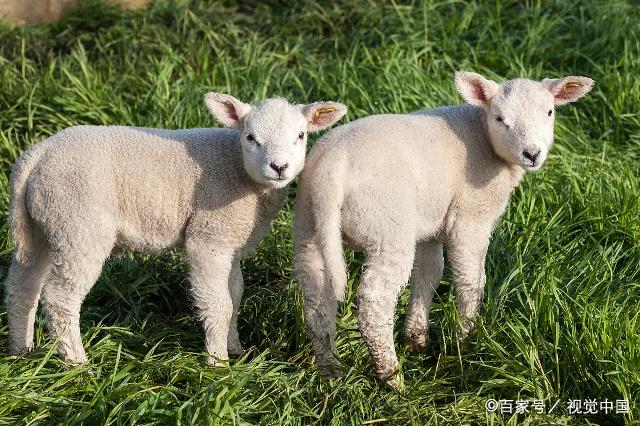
xmin=0 ymin=0 xmax=639 ymax=424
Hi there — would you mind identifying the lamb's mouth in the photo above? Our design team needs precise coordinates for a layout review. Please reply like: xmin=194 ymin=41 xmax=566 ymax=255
xmin=522 ymin=161 xmax=541 ymax=171
xmin=265 ymin=176 xmax=290 ymax=185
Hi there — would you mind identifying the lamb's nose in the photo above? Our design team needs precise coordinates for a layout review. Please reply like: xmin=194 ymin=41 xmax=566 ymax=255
xmin=523 ymin=149 xmax=540 ymax=163
xmin=270 ymin=162 xmax=289 ymax=175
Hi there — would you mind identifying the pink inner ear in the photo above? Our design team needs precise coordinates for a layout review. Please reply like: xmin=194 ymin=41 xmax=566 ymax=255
xmin=224 ymin=102 xmax=238 ymax=121
xmin=553 ymin=82 xmax=584 ymax=101
xmin=472 ymin=83 xmax=487 ymax=103
xmin=311 ymin=111 xmax=332 ymax=126
xmin=312 ymin=114 xmax=324 ymax=125
xmin=555 ymin=88 xmax=575 ymax=101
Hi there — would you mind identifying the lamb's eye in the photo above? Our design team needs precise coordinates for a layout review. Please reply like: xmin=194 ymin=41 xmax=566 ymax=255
xmin=246 ymin=134 xmax=261 ymax=145
xmin=547 ymin=109 xmax=553 ymax=117
xmin=496 ymin=116 xmax=503 ymax=122
xmin=298 ymin=131 xmax=305 ymax=140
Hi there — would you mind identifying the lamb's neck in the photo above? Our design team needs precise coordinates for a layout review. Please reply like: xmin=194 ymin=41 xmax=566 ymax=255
xmin=495 ymin=158 xmax=526 ymax=188
xmin=474 ymin=136 xmax=527 ymax=204
xmin=487 ymin=159 xmax=527 ymax=211
xmin=255 ymin=185 xmax=289 ymax=209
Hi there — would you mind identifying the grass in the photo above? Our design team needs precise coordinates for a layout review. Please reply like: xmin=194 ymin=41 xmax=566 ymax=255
xmin=0 ymin=0 xmax=639 ymax=424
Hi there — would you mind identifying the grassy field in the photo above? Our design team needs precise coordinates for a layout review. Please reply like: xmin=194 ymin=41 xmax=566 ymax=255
xmin=0 ymin=0 xmax=639 ymax=424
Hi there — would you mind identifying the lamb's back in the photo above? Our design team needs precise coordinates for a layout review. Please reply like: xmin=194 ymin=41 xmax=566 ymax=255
xmin=25 ymin=125 xmax=244 ymax=250
xmin=305 ymin=107 xmax=486 ymax=196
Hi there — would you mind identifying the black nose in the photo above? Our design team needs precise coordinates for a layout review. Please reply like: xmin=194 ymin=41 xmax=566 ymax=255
xmin=270 ymin=162 xmax=289 ymax=175
xmin=523 ymin=149 xmax=540 ymax=163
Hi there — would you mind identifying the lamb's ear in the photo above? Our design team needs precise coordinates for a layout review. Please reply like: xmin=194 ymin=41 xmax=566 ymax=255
xmin=542 ymin=76 xmax=595 ymax=106
xmin=454 ymin=71 xmax=500 ymax=108
xmin=302 ymin=101 xmax=348 ymax=132
xmin=203 ymin=93 xmax=251 ymax=130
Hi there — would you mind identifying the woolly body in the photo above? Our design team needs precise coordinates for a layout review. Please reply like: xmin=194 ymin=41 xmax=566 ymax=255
xmin=5 ymin=95 xmax=347 ymax=364
xmin=294 ymin=72 xmax=594 ymax=382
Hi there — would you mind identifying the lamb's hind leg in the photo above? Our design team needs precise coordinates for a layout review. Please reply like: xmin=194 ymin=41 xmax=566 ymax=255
xmin=295 ymin=240 xmax=342 ymax=378
xmin=5 ymin=246 xmax=51 ymax=355
xmin=41 ymin=236 xmax=113 ymax=364
xmin=404 ymin=241 xmax=444 ymax=352
xmin=358 ymin=242 xmax=415 ymax=382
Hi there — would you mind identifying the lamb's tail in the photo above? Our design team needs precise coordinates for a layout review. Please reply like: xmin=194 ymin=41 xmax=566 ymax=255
xmin=312 ymin=165 xmax=348 ymax=302
xmin=9 ymin=145 xmax=45 ymax=263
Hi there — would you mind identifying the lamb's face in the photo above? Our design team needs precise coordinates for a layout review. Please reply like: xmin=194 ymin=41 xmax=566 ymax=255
xmin=486 ymin=80 xmax=556 ymax=171
xmin=204 ymin=93 xmax=347 ymax=189
xmin=239 ymin=99 xmax=309 ymax=188
xmin=455 ymin=71 xmax=594 ymax=172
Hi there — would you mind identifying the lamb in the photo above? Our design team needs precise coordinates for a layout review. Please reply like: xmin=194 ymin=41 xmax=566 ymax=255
xmin=294 ymin=71 xmax=594 ymax=384
xmin=4 ymin=93 xmax=347 ymax=365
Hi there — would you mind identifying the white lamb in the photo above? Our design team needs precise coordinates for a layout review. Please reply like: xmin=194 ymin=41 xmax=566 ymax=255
xmin=4 ymin=93 xmax=347 ymax=365
xmin=294 ymin=71 xmax=594 ymax=383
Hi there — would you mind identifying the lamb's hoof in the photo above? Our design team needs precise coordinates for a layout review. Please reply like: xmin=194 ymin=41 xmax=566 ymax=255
xmin=382 ymin=370 xmax=405 ymax=393
xmin=205 ymin=355 xmax=229 ymax=367
xmin=404 ymin=331 xmax=429 ymax=353
xmin=227 ymin=344 xmax=246 ymax=357
xmin=9 ymin=345 xmax=35 ymax=357
xmin=375 ymin=364 xmax=404 ymax=393
xmin=63 ymin=353 xmax=88 ymax=365
xmin=456 ymin=330 xmax=468 ymax=343
xmin=205 ymin=356 xmax=217 ymax=367
xmin=318 ymin=359 xmax=344 ymax=379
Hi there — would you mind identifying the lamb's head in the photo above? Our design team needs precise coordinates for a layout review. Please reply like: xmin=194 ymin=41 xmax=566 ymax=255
xmin=455 ymin=71 xmax=594 ymax=171
xmin=204 ymin=93 xmax=347 ymax=188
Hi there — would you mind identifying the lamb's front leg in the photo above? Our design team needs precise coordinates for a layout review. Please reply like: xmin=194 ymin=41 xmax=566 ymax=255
xmin=447 ymin=224 xmax=491 ymax=340
xmin=227 ymin=257 xmax=245 ymax=356
xmin=187 ymin=245 xmax=236 ymax=365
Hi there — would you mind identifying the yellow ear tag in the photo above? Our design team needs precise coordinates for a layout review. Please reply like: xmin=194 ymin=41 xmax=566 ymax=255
xmin=564 ymin=82 xmax=582 ymax=90
xmin=315 ymin=108 xmax=336 ymax=117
